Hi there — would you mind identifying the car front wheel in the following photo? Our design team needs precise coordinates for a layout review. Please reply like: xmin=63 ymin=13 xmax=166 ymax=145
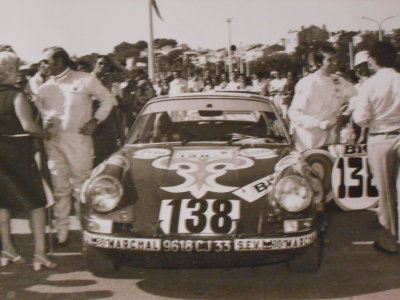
xmin=287 ymin=233 xmax=324 ymax=273
xmin=83 ymin=243 xmax=118 ymax=275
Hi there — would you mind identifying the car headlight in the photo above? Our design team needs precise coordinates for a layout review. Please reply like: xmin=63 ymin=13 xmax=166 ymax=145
xmin=86 ymin=175 xmax=123 ymax=212
xmin=274 ymin=175 xmax=313 ymax=212
xmin=274 ymin=151 xmax=303 ymax=172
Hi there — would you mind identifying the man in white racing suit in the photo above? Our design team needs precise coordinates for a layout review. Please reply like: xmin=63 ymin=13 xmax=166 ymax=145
xmin=288 ymin=46 xmax=356 ymax=152
xmin=36 ymin=47 xmax=116 ymax=247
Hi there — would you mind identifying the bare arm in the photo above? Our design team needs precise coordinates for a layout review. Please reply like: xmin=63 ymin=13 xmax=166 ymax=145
xmin=14 ymin=92 xmax=48 ymax=138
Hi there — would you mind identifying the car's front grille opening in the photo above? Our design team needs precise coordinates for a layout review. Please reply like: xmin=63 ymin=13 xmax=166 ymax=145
xmin=113 ymin=222 xmax=134 ymax=234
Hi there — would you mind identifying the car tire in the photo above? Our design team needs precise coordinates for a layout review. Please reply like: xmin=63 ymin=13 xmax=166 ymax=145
xmin=287 ymin=232 xmax=324 ymax=273
xmin=304 ymin=153 xmax=333 ymax=197
xmin=83 ymin=243 xmax=118 ymax=275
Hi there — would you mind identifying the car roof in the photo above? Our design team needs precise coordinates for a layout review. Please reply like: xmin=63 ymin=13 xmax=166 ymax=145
xmin=148 ymin=91 xmax=273 ymax=105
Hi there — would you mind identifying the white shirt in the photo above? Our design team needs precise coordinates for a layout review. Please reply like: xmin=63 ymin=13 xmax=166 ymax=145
xmin=251 ymin=79 xmax=268 ymax=94
xmin=188 ymin=78 xmax=204 ymax=92
xmin=153 ymin=84 xmax=162 ymax=96
xmin=353 ymin=68 xmax=400 ymax=133
xmin=288 ymin=71 xmax=356 ymax=151
xmin=224 ymin=81 xmax=241 ymax=90
xmin=169 ymin=78 xmax=188 ymax=96
xmin=268 ymin=78 xmax=287 ymax=94
xmin=36 ymin=68 xmax=117 ymax=134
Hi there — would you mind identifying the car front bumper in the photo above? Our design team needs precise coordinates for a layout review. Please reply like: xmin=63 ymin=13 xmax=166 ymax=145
xmin=83 ymin=230 xmax=317 ymax=253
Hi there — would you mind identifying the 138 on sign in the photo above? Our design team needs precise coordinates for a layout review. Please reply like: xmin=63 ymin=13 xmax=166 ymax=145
xmin=331 ymin=156 xmax=379 ymax=210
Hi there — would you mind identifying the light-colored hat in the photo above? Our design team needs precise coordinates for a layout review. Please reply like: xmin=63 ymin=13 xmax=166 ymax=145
xmin=354 ymin=51 xmax=368 ymax=66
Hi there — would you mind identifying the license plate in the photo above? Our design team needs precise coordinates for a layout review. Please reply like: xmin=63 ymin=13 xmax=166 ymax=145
xmin=163 ymin=239 xmax=232 ymax=252
xmin=159 ymin=199 xmax=240 ymax=235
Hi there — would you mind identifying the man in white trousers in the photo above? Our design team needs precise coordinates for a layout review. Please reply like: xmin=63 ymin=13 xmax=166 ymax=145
xmin=353 ymin=41 xmax=400 ymax=254
xmin=36 ymin=47 xmax=116 ymax=247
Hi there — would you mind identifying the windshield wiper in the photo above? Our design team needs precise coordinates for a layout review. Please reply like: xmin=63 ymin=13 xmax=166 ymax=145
xmin=226 ymin=133 xmax=262 ymax=145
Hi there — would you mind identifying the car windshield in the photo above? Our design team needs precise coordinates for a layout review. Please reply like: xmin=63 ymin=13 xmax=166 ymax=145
xmin=126 ymin=98 xmax=289 ymax=144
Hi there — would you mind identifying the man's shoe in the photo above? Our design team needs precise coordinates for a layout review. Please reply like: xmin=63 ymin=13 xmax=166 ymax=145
xmin=373 ymin=241 xmax=399 ymax=255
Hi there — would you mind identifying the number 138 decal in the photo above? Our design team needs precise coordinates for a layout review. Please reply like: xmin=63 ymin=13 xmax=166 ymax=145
xmin=332 ymin=156 xmax=379 ymax=210
xmin=159 ymin=199 xmax=240 ymax=235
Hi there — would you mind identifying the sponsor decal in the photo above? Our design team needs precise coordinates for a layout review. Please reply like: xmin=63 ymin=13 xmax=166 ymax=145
xmin=232 ymin=175 xmax=275 ymax=203
xmin=328 ymin=144 xmax=368 ymax=157
xmin=84 ymin=231 xmax=161 ymax=251
xmin=234 ymin=231 xmax=317 ymax=251
xmin=133 ymin=148 xmax=171 ymax=159
xmin=152 ymin=149 xmax=253 ymax=199
xmin=239 ymin=148 xmax=278 ymax=159
xmin=172 ymin=149 xmax=237 ymax=159
xmin=344 ymin=144 xmax=368 ymax=156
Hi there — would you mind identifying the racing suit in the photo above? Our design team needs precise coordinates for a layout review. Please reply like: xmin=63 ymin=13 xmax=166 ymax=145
xmin=288 ymin=71 xmax=356 ymax=152
xmin=36 ymin=68 xmax=116 ymax=242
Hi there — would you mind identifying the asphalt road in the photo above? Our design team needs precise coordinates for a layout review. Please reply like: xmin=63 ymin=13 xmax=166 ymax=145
xmin=1 ymin=206 xmax=400 ymax=300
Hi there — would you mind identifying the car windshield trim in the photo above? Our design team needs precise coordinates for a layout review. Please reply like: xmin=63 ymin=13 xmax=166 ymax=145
xmin=142 ymin=98 xmax=274 ymax=114
xmin=126 ymin=98 xmax=291 ymax=145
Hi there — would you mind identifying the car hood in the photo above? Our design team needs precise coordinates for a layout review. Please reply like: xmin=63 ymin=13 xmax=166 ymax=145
xmin=128 ymin=145 xmax=290 ymax=194
xmin=124 ymin=144 xmax=291 ymax=235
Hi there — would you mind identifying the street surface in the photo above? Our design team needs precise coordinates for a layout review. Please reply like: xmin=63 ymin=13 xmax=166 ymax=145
xmin=1 ymin=206 xmax=400 ymax=300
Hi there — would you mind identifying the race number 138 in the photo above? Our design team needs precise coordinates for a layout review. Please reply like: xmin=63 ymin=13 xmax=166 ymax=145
xmin=331 ymin=156 xmax=379 ymax=210
xmin=159 ymin=199 xmax=240 ymax=235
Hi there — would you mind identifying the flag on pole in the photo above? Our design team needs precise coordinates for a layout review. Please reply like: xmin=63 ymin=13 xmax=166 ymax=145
xmin=151 ymin=0 xmax=163 ymax=20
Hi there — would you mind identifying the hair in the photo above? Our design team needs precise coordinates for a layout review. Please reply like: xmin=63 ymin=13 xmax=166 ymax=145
xmin=75 ymin=59 xmax=92 ymax=72
xmin=343 ymin=69 xmax=359 ymax=84
xmin=368 ymin=41 xmax=397 ymax=68
xmin=43 ymin=46 xmax=72 ymax=68
xmin=308 ymin=44 xmax=337 ymax=67
xmin=0 ymin=51 xmax=19 ymax=84
xmin=355 ymin=62 xmax=370 ymax=78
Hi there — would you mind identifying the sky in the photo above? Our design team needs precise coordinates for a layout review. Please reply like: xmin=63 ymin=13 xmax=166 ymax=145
xmin=0 ymin=0 xmax=399 ymax=62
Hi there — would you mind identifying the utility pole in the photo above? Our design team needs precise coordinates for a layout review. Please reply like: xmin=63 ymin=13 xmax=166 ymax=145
xmin=226 ymin=18 xmax=233 ymax=74
xmin=349 ymin=41 xmax=354 ymax=70
xmin=148 ymin=0 xmax=155 ymax=81
xmin=362 ymin=16 xmax=396 ymax=41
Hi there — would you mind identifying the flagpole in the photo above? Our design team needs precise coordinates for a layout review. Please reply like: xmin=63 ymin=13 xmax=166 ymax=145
xmin=148 ymin=0 xmax=155 ymax=81
xmin=349 ymin=41 xmax=354 ymax=70
xmin=226 ymin=18 xmax=233 ymax=74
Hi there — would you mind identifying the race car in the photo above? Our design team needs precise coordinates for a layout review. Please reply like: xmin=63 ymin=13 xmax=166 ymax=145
xmin=80 ymin=92 xmax=327 ymax=275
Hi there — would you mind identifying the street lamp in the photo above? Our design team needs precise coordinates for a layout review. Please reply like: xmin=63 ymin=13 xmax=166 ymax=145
xmin=362 ymin=16 xmax=396 ymax=41
xmin=226 ymin=18 xmax=233 ymax=74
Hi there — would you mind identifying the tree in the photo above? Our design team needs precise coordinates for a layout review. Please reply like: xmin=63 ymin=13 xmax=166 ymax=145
xmin=154 ymin=38 xmax=178 ymax=49
xmin=251 ymin=52 xmax=293 ymax=76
